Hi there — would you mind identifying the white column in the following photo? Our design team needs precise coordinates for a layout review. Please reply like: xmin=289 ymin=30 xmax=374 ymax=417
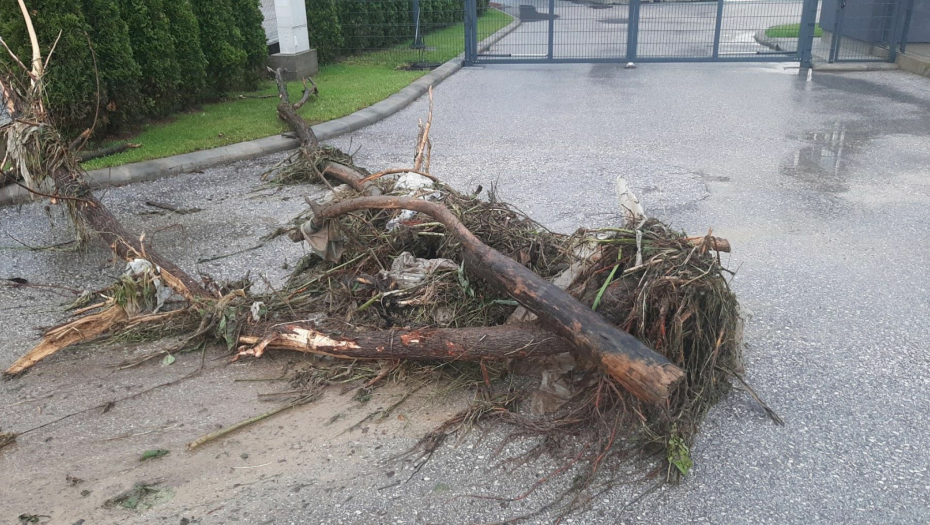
xmin=274 ymin=0 xmax=310 ymax=55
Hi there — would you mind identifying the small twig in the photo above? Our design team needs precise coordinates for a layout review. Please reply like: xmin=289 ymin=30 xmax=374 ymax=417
xmin=0 ymin=37 xmax=29 ymax=75
xmin=143 ymin=200 xmax=199 ymax=214
xmin=188 ymin=392 xmax=320 ymax=450
xmin=237 ymin=93 xmax=276 ymax=100
xmin=292 ymin=77 xmax=318 ymax=110
xmin=10 ymin=177 xmax=96 ymax=207
xmin=42 ymin=30 xmax=63 ymax=71
xmin=720 ymin=366 xmax=784 ymax=425
xmin=363 ymin=360 xmax=401 ymax=388
xmin=413 ymin=86 xmax=433 ymax=171
xmin=196 ymin=242 xmax=264 ymax=264
xmin=77 ymin=142 xmax=140 ymax=162
xmin=11 ymin=365 xmax=207 ymax=439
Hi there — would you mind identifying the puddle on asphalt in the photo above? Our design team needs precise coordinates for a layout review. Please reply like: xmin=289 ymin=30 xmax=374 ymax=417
xmin=598 ymin=17 xmax=629 ymax=24
xmin=782 ymin=124 xmax=858 ymax=193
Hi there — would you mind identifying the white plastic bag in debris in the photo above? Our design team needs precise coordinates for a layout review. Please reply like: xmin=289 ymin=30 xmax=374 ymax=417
xmin=124 ymin=258 xmax=174 ymax=312
xmin=393 ymin=172 xmax=434 ymax=192
xmin=386 ymin=190 xmax=443 ymax=231
xmin=381 ymin=251 xmax=457 ymax=288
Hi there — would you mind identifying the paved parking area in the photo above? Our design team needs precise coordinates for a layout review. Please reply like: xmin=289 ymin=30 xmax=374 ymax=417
xmin=327 ymin=62 xmax=930 ymax=523
xmin=1 ymin=62 xmax=929 ymax=523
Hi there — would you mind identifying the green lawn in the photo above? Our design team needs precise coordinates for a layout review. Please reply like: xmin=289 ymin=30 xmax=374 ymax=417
xmin=764 ymin=23 xmax=823 ymax=39
xmin=84 ymin=9 xmax=512 ymax=170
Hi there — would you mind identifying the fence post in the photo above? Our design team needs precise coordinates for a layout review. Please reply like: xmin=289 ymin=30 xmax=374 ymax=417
xmin=627 ymin=0 xmax=640 ymax=61
xmin=898 ymin=0 xmax=916 ymax=54
xmin=887 ymin=0 xmax=913 ymax=60
xmin=711 ymin=0 xmax=725 ymax=58
xmin=797 ymin=0 xmax=820 ymax=68
xmin=547 ymin=0 xmax=555 ymax=60
xmin=411 ymin=0 xmax=424 ymax=49
xmin=828 ymin=0 xmax=845 ymax=63
xmin=464 ymin=0 xmax=478 ymax=65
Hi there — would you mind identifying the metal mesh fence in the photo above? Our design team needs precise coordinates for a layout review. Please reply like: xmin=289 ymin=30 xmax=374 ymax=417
xmin=476 ymin=0 xmax=810 ymax=62
xmin=717 ymin=1 xmax=805 ymax=57
xmin=321 ymin=0 xmax=912 ymax=65
xmin=816 ymin=0 xmax=904 ymax=61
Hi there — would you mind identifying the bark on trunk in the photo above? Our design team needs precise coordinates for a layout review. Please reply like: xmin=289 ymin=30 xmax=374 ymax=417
xmin=309 ymin=196 xmax=686 ymax=404
xmin=51 ymin=167 xmax=208 ymax=299
xmin=238 ymin=323 xmax=573 ymax=361
xmin=272 ymin=68 xmax=318 ymax=149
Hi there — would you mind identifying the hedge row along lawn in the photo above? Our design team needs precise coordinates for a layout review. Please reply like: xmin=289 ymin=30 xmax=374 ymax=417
xmin=764 ymin=23 xmax=823 ymax=39
xmin=84 ymin=9 xmax=512 ymax=170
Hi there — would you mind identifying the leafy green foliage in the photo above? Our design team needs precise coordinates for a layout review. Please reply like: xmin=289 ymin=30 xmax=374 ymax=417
xmin=163 ymin=0 xmax=208 ymax=105
xmin=232 ymin=0 xmax=269 ymax=89
xmin=667 ymin=432 xmax=693 ymax=476
xmin=0 ymin=0 xmax=97 ymax=135
xmin=81 ymin=0 xmax=144 ymax=132
xmin=215 ymin=306 xmax=240 ymax=351
xmin=120 ymin=0 xmax=183 ymax=116
xmin=2 ymin=0 xmax=268 ymax=134
xmin=306 ymin=0 xmax=345 ymax=64
xmin=191 ymin=0 xmax=247 ymax=97
xmin=139 ymin=449 xmax=170 ymax=461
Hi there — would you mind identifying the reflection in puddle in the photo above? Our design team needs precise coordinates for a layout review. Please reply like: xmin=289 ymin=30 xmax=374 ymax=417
xmin=782 ymin=124 xmax=854 ymax=193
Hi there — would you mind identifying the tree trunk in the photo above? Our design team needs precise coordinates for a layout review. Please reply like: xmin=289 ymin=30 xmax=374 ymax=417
xmin=307 ymin=196 xmax=686 ymax=404
xmin=50 ymin=167 xmax=208 ymax=299
xmin=272 ymin=68 xmax=318 ymax=149
xmin=238 ymin=323 xmax=573 ymax=360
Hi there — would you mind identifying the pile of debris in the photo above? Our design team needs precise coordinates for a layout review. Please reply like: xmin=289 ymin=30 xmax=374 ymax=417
xmin=1 ymin=6 xmax=779 ymax=518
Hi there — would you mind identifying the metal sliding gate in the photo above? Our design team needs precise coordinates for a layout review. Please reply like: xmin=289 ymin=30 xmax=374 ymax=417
xmin=464 ymin=0 xmax=910 ymax=66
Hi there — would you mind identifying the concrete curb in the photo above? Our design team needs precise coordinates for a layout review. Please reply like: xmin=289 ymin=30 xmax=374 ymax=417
xmin=896 ymin=52 xmax=930 ymax=79
xmin=0 ymin=16 xmax=522 ymax=206
xmin=753 ymin=30 xmax=797 ymax=54
xmin=811 ymin=60 xmax=900 ymax=72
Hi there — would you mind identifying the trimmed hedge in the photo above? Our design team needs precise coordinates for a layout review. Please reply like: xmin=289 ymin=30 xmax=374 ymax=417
xmin=120 ymin=0 xmax=182 ymax=117
xmin=190 ymin=0 xmax=248 ymax=97
xmin=0 ymin=0 xmax=98 ymax=134
xmin=307 ymin=0 xmax=345 ymax=65
xmin=233 ymin=0 xmax=270 ymax=90
xmin=310 ymin=0 xmax=481 ymax=66
xmin=164 ymin=0 xmax=208 ymax=106
xmin=81 ymin=0 xmax=144 ymax=130
xmin=0 ymin=0 xmax=268 ymax=135
xmin=0 ymin=0 xmax=483 ymax=134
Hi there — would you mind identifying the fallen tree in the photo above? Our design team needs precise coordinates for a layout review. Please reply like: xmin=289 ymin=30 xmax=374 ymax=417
xmin=303 ymin=195 xmax=684 ymax=403
xmin=0 ymin=4 xmax=778 ymax=519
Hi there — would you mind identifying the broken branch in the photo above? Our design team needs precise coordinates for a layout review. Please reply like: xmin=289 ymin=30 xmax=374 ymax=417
xmin=237 ymin=323 xmax=572 ymax=361
xmin=308 ymin=196 xmax=685 ymax=404
xmin=76 ymin=142 xmax=140 ymax=162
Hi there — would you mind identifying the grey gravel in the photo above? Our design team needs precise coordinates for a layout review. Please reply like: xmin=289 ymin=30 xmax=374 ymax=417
xmin=2 ymin=62 xmax=929 ymax=524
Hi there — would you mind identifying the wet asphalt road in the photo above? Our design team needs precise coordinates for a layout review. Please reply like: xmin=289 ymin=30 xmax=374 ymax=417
xmin=1 ymin=63 xmax=928 ymax=524
xmin=322 ymin=63 xmax=930 ymax=523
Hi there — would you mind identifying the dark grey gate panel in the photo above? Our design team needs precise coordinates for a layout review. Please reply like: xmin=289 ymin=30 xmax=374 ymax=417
xmin=465 ymin=0 xmax=910 ymax=64
xmin=818 ymin=0 xmax=909 ymax=62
